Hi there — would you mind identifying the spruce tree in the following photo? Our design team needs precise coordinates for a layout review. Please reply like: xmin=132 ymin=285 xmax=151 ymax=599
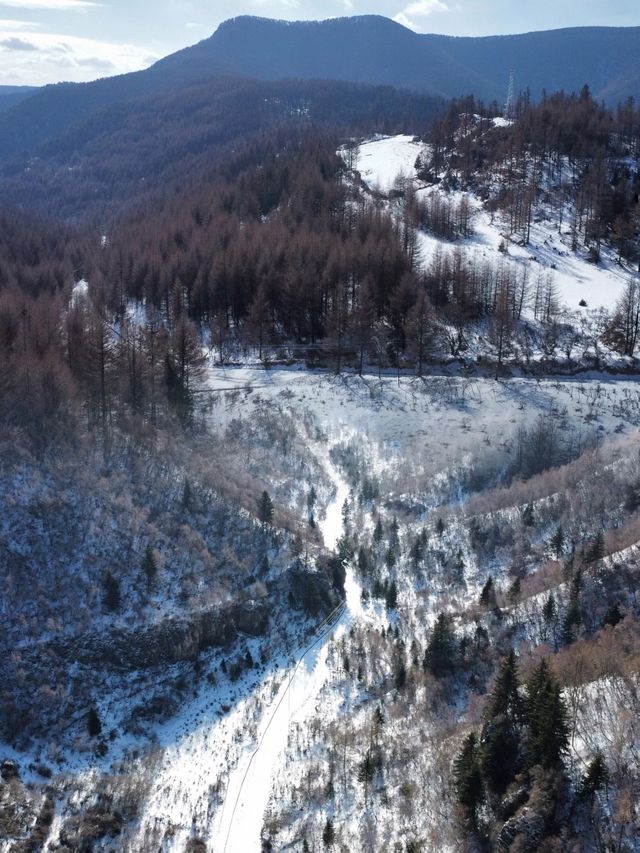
xmin=142 ymin=545 xmax=157 ymax=588
xmin=480 ymin=650 xmax=524 ymax=794
xmin=479 ymin=576 xmax=496 ymax=607
xmin=103 ymin=571 xmax=121 ymax=612
xmin=182 ymin=478 xmax=193 ymax=511
xmin=508 ymin=577 xmax=521 ymax=603
xmin=579 ymin=751 xmax=609 ymax=799
xmin=586 ymin=531 xmax=605 ymax=563
xmin=373 ymin=517 xmax=384 ymax=545
xmin=480 ymin=716 xmax=521 ymax=795
xmin=424 ymin=613 xmax=457 ymax=678
xmin=525 ymin=659 xmax=569 ymax=769
xmin=561 ymin=598 xmax=581 ymax=646
xmin=87 ymin=707 xmax=102 ymax=738
xmin=542 ymin=593 xmax=556 ymax=625
xmin=453 ymin=732 xmax=483 ymax=812
xmin=257 ymin=490 xmax=274 ymax=526
xmin=604 ymin=602 xmax=623 ymax=627
xmin=322 ymin=817 xmax=335 ymax=848
xmin=409 ymin=536 xmax=424 ymax=566
xmin=550 ymin=525 xmax=565 ymax=558
xmin=522 ymin=502 xmax=535 ymax=527
xmin=385 ymin=580 xmax=398 ymax=610
xmin=486 ymin=650 xmax=523 ymax=723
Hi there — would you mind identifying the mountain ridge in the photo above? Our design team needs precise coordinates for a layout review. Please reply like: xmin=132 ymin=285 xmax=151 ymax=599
xmin=2 ymin=15 xmax=640 ymax=164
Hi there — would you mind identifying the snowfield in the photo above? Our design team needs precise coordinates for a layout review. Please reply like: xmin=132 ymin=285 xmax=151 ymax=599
xmin=355 ymin=134 xmax=423 ymax=192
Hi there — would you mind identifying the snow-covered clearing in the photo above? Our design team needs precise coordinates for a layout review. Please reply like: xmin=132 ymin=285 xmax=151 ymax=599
xmin=356 ymin=134 xmax=423 ymax=192
xmin=356 ymin=135 xmax=631 ymax=313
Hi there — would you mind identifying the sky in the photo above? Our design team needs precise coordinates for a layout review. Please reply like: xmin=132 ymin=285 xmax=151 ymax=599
xmin=1 ymin=0 xmax=639 ymax=87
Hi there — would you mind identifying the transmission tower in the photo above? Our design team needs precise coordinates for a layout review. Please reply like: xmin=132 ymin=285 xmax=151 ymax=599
xmin=505 ymin=70 xmax=515 ymax=119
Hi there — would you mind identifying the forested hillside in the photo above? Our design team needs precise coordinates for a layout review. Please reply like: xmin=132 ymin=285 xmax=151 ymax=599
xmin=0 ymin=50 xmax=638 ymax=852
xmin=0 ymin=78 xmax=442 ymax=222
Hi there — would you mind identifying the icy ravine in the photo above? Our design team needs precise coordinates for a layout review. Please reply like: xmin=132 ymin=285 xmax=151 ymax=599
xmin=217 ymin=455 xmax=356 ymax=852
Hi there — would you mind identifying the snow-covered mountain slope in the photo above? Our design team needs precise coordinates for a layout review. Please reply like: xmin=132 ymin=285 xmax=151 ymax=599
xmin=355 ymin=134 xmax=630 ymax=314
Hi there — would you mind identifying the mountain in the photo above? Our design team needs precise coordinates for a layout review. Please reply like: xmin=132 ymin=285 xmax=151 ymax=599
xmin=158 ymin=17 xmax=640 ymax=105
xmin=0 ymin=85 xmax=37 ymax=113
xmin=2 ymin=16 xmax=640 ymax=164
xmin=0 ymin=77 xmax=441 ymax=222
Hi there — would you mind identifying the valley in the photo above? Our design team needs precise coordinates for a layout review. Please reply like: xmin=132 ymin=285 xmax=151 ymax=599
xmin=1 ymin=17 xmax=639 ymax=850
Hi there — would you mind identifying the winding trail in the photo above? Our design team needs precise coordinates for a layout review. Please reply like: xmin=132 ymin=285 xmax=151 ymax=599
xmin=214 ymin=454 xmax=359 ymax=852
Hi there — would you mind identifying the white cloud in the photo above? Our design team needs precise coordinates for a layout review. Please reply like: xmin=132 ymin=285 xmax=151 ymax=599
xmin=0 ymin=0 xmax=99 ymax=10
xmin=0 ymin=27 xmax=158 ymax=84
xmin=0 ymin=34 xmax=37 ymax=47
xmin=394 ymin=0 xmax=448 ymax=31
xmin=0 ymin=17 xmax=40 ymax=27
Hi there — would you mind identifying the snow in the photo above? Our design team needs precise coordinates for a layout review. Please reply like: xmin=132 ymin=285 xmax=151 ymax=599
xmin=70 ymin=278 xmax=89 ymax=307
xmin=128 ymin=428 xmax=364 ymax=853
xmin=356 ymin=134 xmax=631 ymax=314
xmin=217 ymin=460 xmax=353 ymax=853
xmin=355 ymin=135 xmax=424 ymax=192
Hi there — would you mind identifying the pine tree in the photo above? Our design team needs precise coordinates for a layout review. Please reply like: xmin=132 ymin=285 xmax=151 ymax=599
xmin=435 ymin=517 xmax=445 ymax=536
xmin=453 ymin=732 xmax=483 ymax=812
xmin=542 ymin=593 xmax=556 ymax=624
xmin=525 ymin=659 xmax=570 ymax=769
xmin=142 ymin=545 xmax=157 ymax=588
xmin=522 ymin=502 xmax=535 ymax=527
xmin=479 ymin=576 xmax=496 ymax=607
xmin=486 ymin=650 xmax=523 ymax=723
xmin=385 ymin=580 xmax=398 ymax=610
xmin=87 ymin=707 xmax=102 ymax=738
xmin=103 ymin=571 xmax=121 ymax=612
xmin=424 ymin=613 xmax=457 ymax=678
xmin=550 ymin=525 xmax=565 ymax=558
xmin=373 ymin=517 xmax=384 ymax=545
xmin=257 ymin=490 xmax=274 ymax=526
xmin=579 ymin=751 xmax=609 ymax=799
xmin=586 ymin=530 xmax=605 ymax=563
xmin=322 ymin=817 xmax=335 ymax=847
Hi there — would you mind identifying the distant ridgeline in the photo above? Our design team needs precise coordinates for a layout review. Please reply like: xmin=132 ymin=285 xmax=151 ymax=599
xmin=1 ymin=16 xmax=640 ymax=167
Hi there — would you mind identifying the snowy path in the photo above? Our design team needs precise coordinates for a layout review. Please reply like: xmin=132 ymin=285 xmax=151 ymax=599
xmin=217 ymin=455 xmax=357 ymax=852
xmin=135 ymin=446 xmax=360 ymax=852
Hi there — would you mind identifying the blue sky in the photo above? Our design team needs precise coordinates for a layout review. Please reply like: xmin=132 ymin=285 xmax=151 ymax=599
xmin=1 ymin=0 xmax=639 ymax=86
